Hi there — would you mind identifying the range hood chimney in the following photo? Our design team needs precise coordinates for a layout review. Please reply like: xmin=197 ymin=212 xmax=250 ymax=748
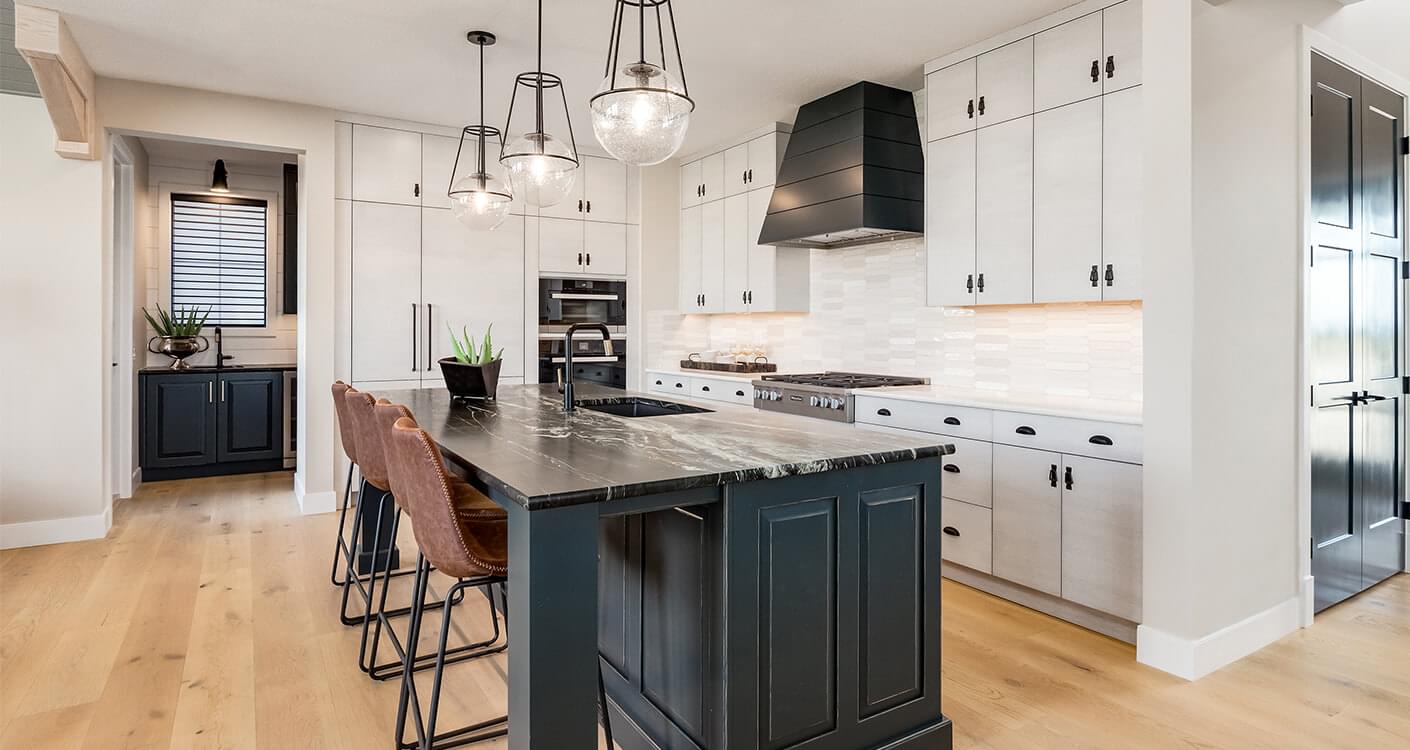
xmin=758 ymin=81 xmax=924 ymax=249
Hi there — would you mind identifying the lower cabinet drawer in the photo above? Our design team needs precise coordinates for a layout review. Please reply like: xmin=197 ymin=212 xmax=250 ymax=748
xmin=941 ymin=436 xmax=993 ymax=508
xmin=691 ymin=377 xmax=753 ymax=405
xmin=647 ymin=373 xmax=690 ymax=395
xmin=940 ymin=498 xmax=992 ymax=574
xmin=991 ymin=410 xmax=1143 ymax=463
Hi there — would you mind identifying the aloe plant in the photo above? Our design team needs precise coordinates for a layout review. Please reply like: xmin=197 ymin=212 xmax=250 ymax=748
xmin=447 ymin=322 xmax=503 ymax=365
xmin=143 ymin=304 xmax=210 ymax=337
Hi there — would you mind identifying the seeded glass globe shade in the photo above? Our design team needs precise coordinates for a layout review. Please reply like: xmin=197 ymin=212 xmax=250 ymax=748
xmin=501 ymin=131 xmax=577 ymax=208
xmin=449 ymin=171 xmax=513 ymax=231
xmin=591 ymin=62 xmax=693 ymax=166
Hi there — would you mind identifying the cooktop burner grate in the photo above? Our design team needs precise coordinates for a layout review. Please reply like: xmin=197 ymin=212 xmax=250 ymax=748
xmin=760 ymin=372 xmax=928 ymax=389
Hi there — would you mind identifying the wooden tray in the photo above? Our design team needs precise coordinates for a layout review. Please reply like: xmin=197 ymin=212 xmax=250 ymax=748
xmin=680 ymin=359 xmax=777 ymax=374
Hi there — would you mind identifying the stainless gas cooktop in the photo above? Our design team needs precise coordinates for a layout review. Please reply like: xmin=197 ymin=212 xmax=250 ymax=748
xmin=751 ymin=372 xmax=929 ymax=423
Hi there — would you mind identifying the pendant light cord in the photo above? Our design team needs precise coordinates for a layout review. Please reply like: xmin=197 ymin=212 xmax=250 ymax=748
xmin=638 ymin=0 xmax=645 ymax=64
xmin=477 ymin=38 xmax=486 ymax=180
xmin=535 ymin=0 xmax=544 ymax=149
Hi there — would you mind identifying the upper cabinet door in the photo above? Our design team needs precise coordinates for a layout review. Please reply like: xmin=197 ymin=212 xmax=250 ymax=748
xmin=1033 ymin=98 xmax=1103 ymax=303
xmin=1103 ymin=0 xmax=1143 ymax=92
xmin=722 ymin=193 xmax=750 ymax=312
xmin=680 ymin=159 xmax=702 ymax=208
xmin=745 ymin=187 xmax=777 ymax=311
xmin=975 ymin=116 xmax=1033 ymax=305
xmin=351 ymin=125 xmax=423 ymax=206
xmin=927 ymin=59 xmax=977 ymax=141
xmin=976 ymin=38 xmax=1033 ymax=128
xmin=699 ymin=199 xmax=726 ymax=311
xmin=537 ymin=161 xmax=587 ymax=221
xmin=746 ymin=133 xmax=780 ymax=189
xmin=584 ymin=155 xmax=628 ymax=224
xmin=926 ymin=133 xmax=977 ymax=307
xmin=1102 ymin=86 xmax=1142 ymax=300
xmin=1033 ymin=13 xmax=1103 ymax=112
xmin=335 ymin=122 xmax=352 ymax=200
xmin=350 ymin=201 xmax=422 ymax=382
xmin=538 ymin=217 xmax=585 ymax=275
xmin=420 ymin=134 xmax=457 ymax=210
xmin=583 ymin=221 xmax=628 ymax=276
xmin=423 ymin=211 xmax=525 ymax=378
xmin=700 ymin=152 xmax=725 ymax=203
xmin=723 ymin=144 xmax=750 ymax=198
xmin=679 ymin=205 xmax=703 ymax=312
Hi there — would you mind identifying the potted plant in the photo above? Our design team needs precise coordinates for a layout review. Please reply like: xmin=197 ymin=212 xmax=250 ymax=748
xmin=441 ymin=323 xmax=504 ymax=400
xmin=144 ymin=303 xmax=211 ymax=369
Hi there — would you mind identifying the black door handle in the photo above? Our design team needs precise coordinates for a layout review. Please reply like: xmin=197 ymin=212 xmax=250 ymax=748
xmin=1106 ymin=55 xmax=1115 ymax=79
xmin=742 ymin=169 xmax=748 ymax=184
xmin=747 ymin=291 xmax=752 ymax=304
xmin=943 ymin=464 xmax=961 ymax=474
xmin=1089 ymin=435 xmax=1113 ymax=446
xmin=426 ymin=303 xmax=432 ymax=370
xmin=1064 ymin=466 xmax=1074 ymax=490
xmin=742 ymin=291 xmax=747 ymax=303
xmin=1015 ymin=425 xmax=1036 ymax=436
xmin=411 ymin=302 xmax=417 ymax=372
xmin=942 ymin=526 xmax=960 ymax=537
xmin=578 ymin=252 xmax=583 ymax=266
xmin=577 ymin=199 xmax=583 ymax=212
xmin=1105 ymin=264 xmax=1115 ymax=286
xmin=876 ymin=408 xmax=892 ymax=417
xmin=748 ymin=169 xmax=753 ymax=182
xmin=586 ymin=200 xmax=591 ymax=213
xmin=967 ymin=99 xmax=975 ymax=119
xmin=1049 ymin=464 xmax=1058 ymax=488
xmin=585 ymin=253 xmax=591 ymax=266
xmin=943 ymin=416 xmax=961 ymax=426
xmin=1091 ymin=60 xmax=1100 ymax=83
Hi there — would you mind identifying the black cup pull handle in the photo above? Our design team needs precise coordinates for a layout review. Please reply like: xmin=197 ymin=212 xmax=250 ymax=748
xmin=942 ymin=526 xmax=961 ymax=537
xmin=876 ymin=408 xmax=892 ymax=417
xmin=1089 ymin=435 xmax=1113 ymax=446
xmin=943 ymin=464 xmax=961 ymax=474
xmin=1064 ymin=466 xmax=1074 ymax=490
xmin=1016 ymin=426 xmax=1036 ymax=436
xmin=1049 ymin=464 xmax=1058 ymax=488
xmin=675 ymin=382 xmax=684 ymax=388
xmin=943 ymin=416 xmax=961 ymax=426
xmin=655 ymin=380 xmax=663 ymax=385
xmin=735 ymin=390 xmax=745 ymax=397
xmin=701 ymin=385 xmax=710 ymax=392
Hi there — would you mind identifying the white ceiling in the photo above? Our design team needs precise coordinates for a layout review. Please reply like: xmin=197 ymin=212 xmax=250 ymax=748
xmin=47 ymin=0 xmax=1077 ymax=154
xmin=138 ymin=136 xmax=293 ymax=173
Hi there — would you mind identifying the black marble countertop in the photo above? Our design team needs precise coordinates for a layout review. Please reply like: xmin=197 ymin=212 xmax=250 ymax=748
xmin=139 ymin=363 xmax=296 ymax=374
xmin=371 ymin=384 xmax=954 ymax=510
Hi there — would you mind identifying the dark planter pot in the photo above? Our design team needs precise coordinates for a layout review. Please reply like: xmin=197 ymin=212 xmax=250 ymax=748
xmin=439 ymin=357 xmax=502 ymax=400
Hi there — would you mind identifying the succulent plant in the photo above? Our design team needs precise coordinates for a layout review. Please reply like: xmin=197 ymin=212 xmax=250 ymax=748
xmin=143 ymin=303 xmax=210 ymax=337
xmin=448 ymin=322 xmax=503 ymax=365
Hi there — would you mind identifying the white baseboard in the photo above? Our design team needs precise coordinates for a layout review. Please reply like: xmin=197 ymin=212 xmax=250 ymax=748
xmin=1136 ymin=595 xmax=1301 ymax=681
xmin=294 ymin=473 xmax=337 ymax=516
xmin=0 ymin=505 xmax=113 ymax=550
xmin=1299 ymin=575 xmax=1315 ymax=627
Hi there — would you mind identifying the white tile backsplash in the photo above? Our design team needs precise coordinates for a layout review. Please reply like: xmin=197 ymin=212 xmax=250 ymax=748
xmin=646 ymin=238 xmax=1142 ymax=405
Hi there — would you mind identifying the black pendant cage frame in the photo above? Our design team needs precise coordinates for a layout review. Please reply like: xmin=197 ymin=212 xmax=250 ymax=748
xmin=499 ymin=0 xmax=580 ymax=170
xmin=450 ymin=31 xmax=514 ymax=201
xmin=590 ymin=0 xmax=695 ymax=111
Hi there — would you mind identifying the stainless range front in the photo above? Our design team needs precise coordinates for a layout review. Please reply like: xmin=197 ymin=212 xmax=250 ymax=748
xmin=752 ymin=372 xmax=929 ymax=423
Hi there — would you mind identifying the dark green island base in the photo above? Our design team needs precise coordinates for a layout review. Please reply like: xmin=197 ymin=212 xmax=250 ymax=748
xmin=383 ymin=385 xmax=955 ymax=750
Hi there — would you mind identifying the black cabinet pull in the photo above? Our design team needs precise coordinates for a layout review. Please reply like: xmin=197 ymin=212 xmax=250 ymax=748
xmin=655 ymin=380 xmax=663 ymax=385
xmin=586 ymin=200 xmax=591 ymax=213
xmin=1090 ymin=60 xmax=1100 ymax=83
xmin=943 ymin=416 xmax=961 ymax=426
xmin=675 ymin=382 xmax=684 ymax=388
xmin=966 ymin=274 xmax=974 ymax=293
xmin=1090 ymin=265 xmax=1099 ymax=287
xmin=1089 ymin=435 xmax=1113 ymax=446
xmin=876 ymin=408 xmax=892 ymax=417
xmin=1106 ymin=55 xmax=1116 ymax=79
xmin=942 ymin=526 xmax=961 ymax=537
xmin=1064 ymin=466 xmax=1074 ymax=490
xmin=1015 ymin=425 xmax=1036 ymax=436
xmin=748 ymin=169 xmax=753 ymax=182
xmin=577 ymin=199 xmax=583 ymax=212
xmin=1049 ymin=464 xmax=1058 ymax=488
xmin=742 ymin=169 xmax=748 ymax=184
xmin=701 ymin=385 xmax=710 ymax=392
xmin=742 ymin=291 xmax=747 ymax=303
xmin=943 ymin=464 xmax=961 ymax=474
xmin=977 ymin=95 xmax=986 ymax=115
xmin=747 ymin=290 xmax=753 ymax=304
xmin=735 ymin=390 xmax=745 ymax=397
xmin=426 ymin=303 xmax=433 ymax=370
xmin=414 ymin=183 xmax=420 ymax=198
xmin=967 ymin=99 xmax=975 ymax=118
xmin=411 ymin=302 xmax=417 ymax=372
xmin=976 ymin=273 xmax=985 ymax=293
xmin=586 ymin=253 xmax=591 ymax=266
xmin=1105 ymin=264 xmax=1114 ymax=286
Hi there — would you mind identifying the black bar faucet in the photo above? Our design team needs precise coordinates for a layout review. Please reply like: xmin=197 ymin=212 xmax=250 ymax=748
xmin=561 ymin=323 xmax=613 ymax=412
xmin=214 ymin=326 xmax=234 ymax=369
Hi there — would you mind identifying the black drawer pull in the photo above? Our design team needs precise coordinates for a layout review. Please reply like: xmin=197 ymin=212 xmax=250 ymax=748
xmin=674 ymin=382 xmax=684 ymax=388
xmin=876 ymin=408 xmax=892 ymax=417
xmin=942 ymin=526 xmax=960 ymax=537
xmin=1015 ymin=425 xmax=1036 ymax=436
xmin=655 ymin=379 xmax=663 ymax=385
xmin=735 ymin=390 xmax=745 ymax=397
xmin=943 ymin=416 xmax=961 ymax=426
xmin=943 ymin=464 xmax=961 ymax=474
xmin=701 ymin=385 xmax=710 ymax=392
xmin=1089 ymin=435 xmax=1113 ymax=446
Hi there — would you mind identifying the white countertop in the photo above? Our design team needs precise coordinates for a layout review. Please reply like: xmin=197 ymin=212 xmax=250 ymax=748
xmin=861 ymin=385 xmax=1144 ymax=425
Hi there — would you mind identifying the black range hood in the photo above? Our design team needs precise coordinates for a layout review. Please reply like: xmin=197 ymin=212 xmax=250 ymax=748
xmin=758 ymin=81 xmax=924 ymax=250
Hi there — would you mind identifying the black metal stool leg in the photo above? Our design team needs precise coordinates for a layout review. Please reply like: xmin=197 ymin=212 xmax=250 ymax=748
xmin=359 ymin=506 xmax=403 ymax=673
xmin=329 ymin=462 xmax=357 ymax=586
xmin=396 ymin=555 xmax=431 ymax=750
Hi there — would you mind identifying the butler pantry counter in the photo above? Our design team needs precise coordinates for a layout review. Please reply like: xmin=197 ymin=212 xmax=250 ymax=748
xmin=373 ymin=384 xmax=956 ymax=750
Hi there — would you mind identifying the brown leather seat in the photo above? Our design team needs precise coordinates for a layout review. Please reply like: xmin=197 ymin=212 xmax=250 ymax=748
xmin=385 ymin=416 xmax=507 ymax=579
xmin=346 ymin=391 xmax=392 ymax=492
xmin=331 ymin=381 xmax=359 ymax=465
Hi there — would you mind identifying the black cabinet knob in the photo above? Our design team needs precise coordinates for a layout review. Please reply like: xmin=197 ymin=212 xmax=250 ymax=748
xmin=943 ymin=464 xmax=961 ymax=474
xmin=1089 ymin=435 xmax=1113 ymax=446
xmin=943 ymin=526 xmax=960 ymax=537
xmin=1016 ymin=425 xmax=1036 ymax=436
xmin=943 ymin=416 xmax=961 ymax=426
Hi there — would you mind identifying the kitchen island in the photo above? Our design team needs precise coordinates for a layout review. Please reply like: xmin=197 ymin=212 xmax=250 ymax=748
xmin=380 ymin=384 xmax=955 ymax=750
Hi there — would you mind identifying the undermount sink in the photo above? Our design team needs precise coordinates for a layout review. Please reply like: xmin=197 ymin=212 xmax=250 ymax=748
xmin=577 ymin=397 xmax=714 ymax=418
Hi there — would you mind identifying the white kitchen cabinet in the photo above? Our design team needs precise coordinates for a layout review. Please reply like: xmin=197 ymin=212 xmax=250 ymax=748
xmin=991 ymin=443 xmax=1063 ymax=597
xmin=1033 ymin=97 xmax=1103 ymax=303
xmin=583 ymin=221 xmax=628 ymax=276
xmin=421 ymin=132 xmax=526 ymax=216
xmin=680 ymin=159 xmax=702 ymax=207
xmin=537 ymin=165 xmax=587 ymax=221
xmin=422 ymin=210 xmax=525 ymax=379
xmin=746 ymin=133 xmax=781 ymax=189
xmin=583 ymin=155 xmax=628 ymax=224
xmin=1060 ymin=455 xmax=1142 ymax=621
xmin=538 ymin=217 xmax=586 ymax=275
xmin=941 ymin=498 xmax=993 ymax=574
xmin=976 ymin=38 xmax=1033 ymax=128
xmin=1103 ymin=0 xmax=1143 ymax=92
xmin=925 ymin=133 xmax=978 ymax=307
xmin=350 ymin=201 xmax=422 ymax=382
xmin=1102 ymin=86 xmax=1142 ymax=300
xmin=723 ymin=143 xmax=750 ymax=198
xmin=941 ymin=436 xmax=994 ymax=509
xmin=679 ymin=204 xmax=703 ymax=312
xmin=700 ymin=152 xmax=725 ymax=203
xmin=926 ymin=58 xmax=977 ymax=142
xmin=351 ymin=125 xmax=423 ymax=206
xmin=975 ymin=116 xmax=1033 ymax=305
xmin=335 ymin=122 xmax=352 ymax=199
xmin=745 ymin=186 xmax=809 ymax=312
xmin=700 ymin=199 xmax=726 ymax=312
xmin=722 ymin=193 xmax=750 ymax=312
xmin=1033 ymin=12 xmax=1103 ymax=112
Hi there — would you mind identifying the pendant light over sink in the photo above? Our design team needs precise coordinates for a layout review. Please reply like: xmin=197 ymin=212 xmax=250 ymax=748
xmin=449 ymin=31 xmax=514 ymax=231
xmin=499 ymin=0 xmax=579 ymax=208
xmin=590 ymin=0 xmax=694 ymax=166
xmin=210 ymin=159 xmax=230 ymax=192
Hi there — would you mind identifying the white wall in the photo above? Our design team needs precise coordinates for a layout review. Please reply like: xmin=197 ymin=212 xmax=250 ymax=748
xmin=0 ymin=94 xmax=109 ymax=542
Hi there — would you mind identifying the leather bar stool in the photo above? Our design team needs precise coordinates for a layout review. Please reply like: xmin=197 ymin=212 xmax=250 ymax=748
xmin=385 ymin=416 xmax=613 ymax=750
xmin=329 ymin=382 xmax=361 ymax=587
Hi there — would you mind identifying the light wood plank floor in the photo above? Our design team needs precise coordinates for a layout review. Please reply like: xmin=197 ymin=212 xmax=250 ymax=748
xmin=1 ymin=473 xmax=1407 ymax=749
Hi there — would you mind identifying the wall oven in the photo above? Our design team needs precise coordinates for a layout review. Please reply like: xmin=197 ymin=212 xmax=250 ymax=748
xmin=538 ymin=277 xmax=627 ymax=389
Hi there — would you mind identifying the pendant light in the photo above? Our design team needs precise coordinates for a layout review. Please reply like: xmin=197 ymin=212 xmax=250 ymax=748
xmin=499 ymin=0 xmax=579 ymax=208
xmin=449 ymin=31 xmax=514 ymax=231
xmin=590 ymin=0 xmax=694 ymax=166
xmin=210 ymin=159 xmax=230 ymax=192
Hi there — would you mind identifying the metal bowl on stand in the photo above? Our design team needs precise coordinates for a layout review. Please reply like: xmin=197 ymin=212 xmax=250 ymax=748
xmin=148 ymin=335 xmax=210 ymax=369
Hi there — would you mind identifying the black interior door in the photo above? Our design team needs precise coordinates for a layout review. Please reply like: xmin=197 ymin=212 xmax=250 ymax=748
xmin=217 ymin=371 xmax=283 ymax=462
xmin=1309 ymin=53 xmax=1406 ymax=612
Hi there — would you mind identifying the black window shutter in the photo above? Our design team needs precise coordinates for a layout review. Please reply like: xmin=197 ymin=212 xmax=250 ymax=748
xmin=282 ymin=163 xmax=299 ymax=315
xmin=170 ymin=193 xmax=268 ymax=326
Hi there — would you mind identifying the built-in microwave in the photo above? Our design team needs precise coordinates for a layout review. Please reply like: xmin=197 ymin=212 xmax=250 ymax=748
xmin=539 ymin=278 xmax=626 ymax=330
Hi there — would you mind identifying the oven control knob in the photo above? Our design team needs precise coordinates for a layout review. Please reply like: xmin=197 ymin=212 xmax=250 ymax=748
xmin=772 ymin=391 xmax=783 ymax=401
xmin=809 ymin=395 xmax=820 ymax=407
xmin=830 ymin=397 xmax=844 ymax=409
xmin=753 ymin=388 xmax=761 ymax=400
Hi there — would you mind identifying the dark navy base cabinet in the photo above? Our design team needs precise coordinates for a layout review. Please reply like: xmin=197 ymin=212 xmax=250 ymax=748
xmin=599 ymin=458 xmax=952 ymax=750
xmin=140 ymin=368 xmax=287 ymax=480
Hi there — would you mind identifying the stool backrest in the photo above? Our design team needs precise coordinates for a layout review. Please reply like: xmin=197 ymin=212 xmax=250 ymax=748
xmin=386 ymin=417 xmax=507 ymax=579
xmin=374 ymin=401 xmax=414 ymax=496
xmin=331 ymin=381 xmax=358 ymax=464
xmin=345 ymin=391 xmax=391 ymax=491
